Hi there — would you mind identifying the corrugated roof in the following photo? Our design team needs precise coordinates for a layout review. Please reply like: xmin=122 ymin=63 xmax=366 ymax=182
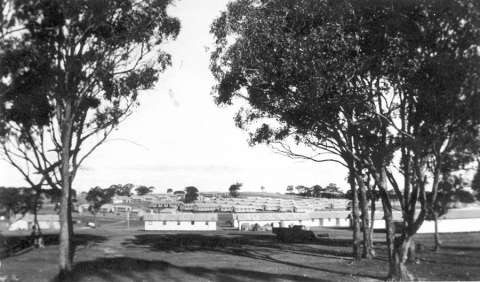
xmin=309 ymin=210 xmax=350 ymax=219
xmin=144 ymin=212 xmax=217 ymax=221
xmin=235 ymin=212 xmax=311 ymax=221
xmin=157 ymin=208 xmax=177 ymax=213
xmin=21 ymin=214 xmax=59 ymax=221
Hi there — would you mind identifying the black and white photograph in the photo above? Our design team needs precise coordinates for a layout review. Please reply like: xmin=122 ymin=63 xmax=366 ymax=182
xmin=0 ymin=0 xmax=480 ymax=281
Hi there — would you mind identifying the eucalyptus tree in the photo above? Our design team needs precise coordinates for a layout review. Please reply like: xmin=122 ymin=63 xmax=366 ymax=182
xmin=366 ymin=1 xmax=480 ymax=279
xmin=211 ymin=0 xmax=480 ymax=280
xmin=86 ymin=186 xmax=115 ymax=226
xmin=229 ymin=182 xmax=242 ymax=198
xmin=210 ymin=0 xmax=378 ymax=261
xmin=0 ymin=0 xmax=180 ymax=276
xmin=135 ymin=185 xmax=154 ymax=196
xmin=184 ymin=186 xmax=199 ymax=203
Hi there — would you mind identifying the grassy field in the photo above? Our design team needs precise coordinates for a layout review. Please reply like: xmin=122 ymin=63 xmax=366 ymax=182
xmin=1 ymin=224 xmax=479 ymax=281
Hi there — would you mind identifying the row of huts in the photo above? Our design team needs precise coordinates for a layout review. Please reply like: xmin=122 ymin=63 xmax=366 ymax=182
xmin=143 ymin=208 xmax=480 ymax=233
xmin=143 ymin=210 xmax=378 ymax=231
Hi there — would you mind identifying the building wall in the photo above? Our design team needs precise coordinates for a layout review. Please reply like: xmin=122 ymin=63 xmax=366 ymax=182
xmin=144 ymin=220 xmax=217 ymax=231
xmin=235 ymin=217 xmax=350 ymax=230
xmin=372 ymin=217 xmax=480 ymax=233
xmin=372 ymin=219 xmax=386 ymax=229
xmin=417 ymin=218 xmax=480 ymax=233
xmin=316 ymin=218 xmax=350 ymax=227
xmin=8 ymin=220 xmax=28 ymax=231
xmin=38 ymin=220 xmax=60 ymax=230
xmin=236 ymin=220 xmax=299 ymax=229
xmin=8 ymin=219 xmax=60 ymax=231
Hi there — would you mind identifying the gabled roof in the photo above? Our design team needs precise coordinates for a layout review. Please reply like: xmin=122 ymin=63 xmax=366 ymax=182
xmin=18 ymin=214 xmax=59 ymax=221
xmin=144 ymin=212 xmax=217 ymax=221
xmin=235 ymin=212 xmax=311 ymax=221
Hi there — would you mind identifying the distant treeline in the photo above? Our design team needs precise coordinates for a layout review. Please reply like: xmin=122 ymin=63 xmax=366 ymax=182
xmin=286 ymin=184 xmax=345 ymax=198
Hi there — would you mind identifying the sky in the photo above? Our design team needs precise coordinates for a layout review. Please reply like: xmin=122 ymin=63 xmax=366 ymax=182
xmin=0 ymin=0 xmax=349 ymax=193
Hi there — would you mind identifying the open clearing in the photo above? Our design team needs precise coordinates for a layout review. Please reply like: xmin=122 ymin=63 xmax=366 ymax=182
xmin=1 ymin=224 xmax=480 ymax=282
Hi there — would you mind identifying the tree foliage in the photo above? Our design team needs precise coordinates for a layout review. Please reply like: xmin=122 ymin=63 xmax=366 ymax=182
xmin=228 ymin=182 xmax=242 ymax=197
xmin=1 ymin=0 xmax=180 ymax=189
xmin=184 ymin=186 xmax=199 ymax=203
xmin=210 ymin=0 xmax=480 ymax=279
xmin=428 ymin=175 xmax=475 ymax=219
xmin=287 ymin=184 xmax=345 ymax=198
xmin=85 ymin=186 xmax=115 ymax=216
xmin=0 ymin=187 xmax=37 ymax=220
xmin=135 ymin=185 xmax=153 ymax=196
xmin=108 ymin=184 xmax=133 ymax=197
xmin=0 ymin=0 xmax=180 ymax=275
xmin=471 ymin=162 xmax=480 ymax=200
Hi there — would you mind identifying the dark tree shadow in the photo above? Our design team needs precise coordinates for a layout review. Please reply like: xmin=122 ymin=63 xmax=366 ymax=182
xmin=122 ymin=232 xmax=385 ymax=280
xmin=441 ymin=245 xmax=480 ymax=251
xmin=51 ymin=257 xmax=329 ymax=282
xmin=0 ymin=233 xmax=107 ymax=259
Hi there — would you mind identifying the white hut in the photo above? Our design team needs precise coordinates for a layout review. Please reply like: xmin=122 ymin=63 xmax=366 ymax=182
xmin=308 ymin=211 xmax=351 ymax=227
xmin=234 ymin=210 xmax=353 ymax=230
xmin=234 ymin=213 xmax=311 ymax=230
xmin=8 ymin=214 xmax=60 ymax=231
xmin=417 ymin=208 xmax=480 ymax=233
xmin=144 ymin=212 xmax=217 ymax=231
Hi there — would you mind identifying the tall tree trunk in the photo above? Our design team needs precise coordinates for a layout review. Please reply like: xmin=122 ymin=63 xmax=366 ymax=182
xmin=382 ymin=198 xmax=396 ymax=279
xmin=380 ymin=179 xmax=416 ymax=280
xmin=430 ymin=166 xmax=442 ymax=252
xmin=68 ymin=191 xmax=74 ymax=262
xmin=391 ymin=236 xmax=416 ymax=281
xmin=377 ymin=168 xmax=397 ymax=279
xmin=356 ymin=174 xmax=373 ymax=259
xmin=369 ymin=191 xmax=376 ymax=256
xmin=32 ymin=188 xmax=44 ymax=248
xmin=433 ymin=211 xmax=441 ymax=251
xmin=59 ymin=103 xmax=74 ymax=278
xmin=349 ymin=168 xmax=361 ymax=261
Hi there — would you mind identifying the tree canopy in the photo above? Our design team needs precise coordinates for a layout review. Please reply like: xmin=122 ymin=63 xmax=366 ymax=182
xmin=184 ymin=186 xmax=199 ymax=203
xmin=471 ymin=162 xmax=480 ymax=200
xmin=210 ymin=0 xmax=480 ymax=279
xmin=109 ymin=184 xmax=133 ymax=197
xmin=228 ymin=182 xmax=242 ymax=197
xmin=0 ymin=0 xmax=180 ymax=275
xmin=135 ymin=185 xmax=154 ymax=196
xmin=85 ymin=186 xmax=115 ymax=217
xmin=0 ymin=187 xmax=37 ymax=220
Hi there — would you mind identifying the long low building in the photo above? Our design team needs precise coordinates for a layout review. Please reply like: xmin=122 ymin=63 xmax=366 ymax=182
xmin=144 ymin=212 xmax=217 ymax=231
xmin=233 ymin=211 xmax=351 ymax=230
xmin=417 ymin=208 xmax=480 ymax=233
xmin=8 ymin=214 xmax=60 ymax=231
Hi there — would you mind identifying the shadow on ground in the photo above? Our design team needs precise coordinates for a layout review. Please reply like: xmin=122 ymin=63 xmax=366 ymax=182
xmin=51 ymin=257 xmax=329 ymax=282
xmin=120 ymin=232 xmax=385 ymax=280
xmin=0 ymin=233 xmax=107 ymax=259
